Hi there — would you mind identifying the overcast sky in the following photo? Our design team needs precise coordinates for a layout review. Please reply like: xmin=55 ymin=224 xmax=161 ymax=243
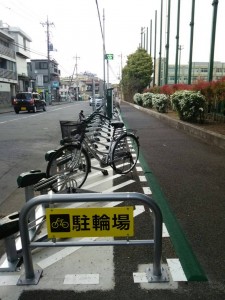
xmin=0 ymin=0 xmax=224 ymax=83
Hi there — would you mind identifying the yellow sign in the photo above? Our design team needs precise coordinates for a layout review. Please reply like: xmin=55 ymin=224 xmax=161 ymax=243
xmin=46 ymin=207 xmax=134 ymax=238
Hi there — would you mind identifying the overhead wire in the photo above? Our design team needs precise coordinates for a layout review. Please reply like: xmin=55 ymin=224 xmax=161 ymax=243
xmin=1 ymin=0 xmax=119 ymax=81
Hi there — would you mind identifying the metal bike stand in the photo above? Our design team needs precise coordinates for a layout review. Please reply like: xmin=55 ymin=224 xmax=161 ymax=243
xmin=0 ymin=170 xmax=47 ymax=272
xmin=17 ymin=170 xmax=47 ymax=240
xmin=17 ymin=192 xmax=169 ymax=285
xmin=0 ymin=212 xmax=20 ymax=272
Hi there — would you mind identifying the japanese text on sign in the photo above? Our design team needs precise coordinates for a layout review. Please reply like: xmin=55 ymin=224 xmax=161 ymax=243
xmin=46 ymin=207 xmax=134 ymax=238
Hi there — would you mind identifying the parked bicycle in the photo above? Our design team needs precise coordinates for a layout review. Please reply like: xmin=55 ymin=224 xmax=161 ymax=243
xmin=46 ymin=109 xmax=140 ymax=193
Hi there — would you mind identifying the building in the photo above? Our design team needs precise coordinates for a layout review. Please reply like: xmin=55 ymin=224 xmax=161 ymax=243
xmin=155 ymin=58 xmax=225 ymax=86
xmin=0 ymin=23 xmax=16 ymax=107
xmin=0 ymin=21 xmax=32 ymax=108
xmin=28 ymin=59 xmax=61 ymax=103
xmin=7 ymin=25 xmax=32 ymax=92
xmin=59 ymin=73 xmax=104 ymax=102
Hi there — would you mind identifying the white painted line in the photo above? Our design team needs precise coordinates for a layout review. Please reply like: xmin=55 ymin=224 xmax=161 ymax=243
xmin=103 ymin=180 xmax=135 ymax=193
xmin=133 ymin=272 xmax=148 ymax=283
xmin=0 ymin=275 xmax=20 ymax=286
xmin=37 ymin=237 xmax=97 ymax=269
xmin=136 ymin=166 xmax=143 ymax=172
xmin=142 ymin=186 xmax=152 ymax=195
xmin=84 ymin=174 xmax=121 ymax=189
xmin=162 ymin=223 xmax=170 ymax=237
xmin=134 ymin=205 xmax=145 ymax=217
xmin=87 ymin=168 xmax=111 ymax=179
xmin=139 ymin=176 xmax=147 ymax=182
xmin=64 ymin=274 xmax=99 ymax=285
xmin=167 ymin=258 xmax=187 ymax=281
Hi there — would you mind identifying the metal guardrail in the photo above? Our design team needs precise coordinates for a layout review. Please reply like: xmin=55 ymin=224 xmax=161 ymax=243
xmin=17 ymin=192 xmax=168 ymax=285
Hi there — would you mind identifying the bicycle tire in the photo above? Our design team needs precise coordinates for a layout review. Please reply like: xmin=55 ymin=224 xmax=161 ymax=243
xmin=46 ymin=144 xmax=90 ymax=193
xmin=111 ymin=133 xmax=139 ymax=174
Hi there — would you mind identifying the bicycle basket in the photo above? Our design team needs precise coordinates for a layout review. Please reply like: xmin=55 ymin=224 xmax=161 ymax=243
xmin=59 ymin=120 xmax=85 ymax=139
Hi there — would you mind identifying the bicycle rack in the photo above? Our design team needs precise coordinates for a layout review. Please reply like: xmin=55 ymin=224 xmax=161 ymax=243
xmin=0 ymin=170 xmax=47 ymax=271
xmin=17 ymin=192 xmax=169 ymax=285
xmin=0 ymin=167 xmax=97 ymax=272
xmin=0 ymin=212 xmax=21 ymax=271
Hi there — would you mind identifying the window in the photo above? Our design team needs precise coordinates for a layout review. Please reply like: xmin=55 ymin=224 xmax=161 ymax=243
xmin=7 ymin=61 xmax=15 ymax=71
xmin=43 ymin=75 xmax=49 ymax=83
xmin=35 ymin=62 xmax=48 ymax=69
xmin=23 ymin=38 xmax=27 ymax=51
xmin=0 ymin=40 xmax=9 ymax=47
xmin=86 ymin=84 xmax=92 ymax=91
xmin=36 ymin=74 xmax=43 ymax=86
xmin=0 ymin=57 xmax=7 ymax=69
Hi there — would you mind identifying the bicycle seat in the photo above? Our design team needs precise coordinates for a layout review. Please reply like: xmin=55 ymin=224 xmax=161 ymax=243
xmin=110 ymin=121 xmax=124 ymax=129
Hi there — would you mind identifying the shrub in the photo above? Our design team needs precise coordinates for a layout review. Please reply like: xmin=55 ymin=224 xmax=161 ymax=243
xmin=142 ymin=92 xmax=153 ymax=108
xmin=171 ymin=90 xmax=206 ymax=122
xmin=133 ymin=93 xmax=143 ymax=106
xmin=152 ymin=93 xmax=168 ymax=113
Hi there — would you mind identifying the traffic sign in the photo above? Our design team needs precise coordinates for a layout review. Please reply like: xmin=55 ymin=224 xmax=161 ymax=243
xmin=105 ymin=54 xmax=114 ymax=60
xmin=46 ymin=206 xmax=134 ymax=238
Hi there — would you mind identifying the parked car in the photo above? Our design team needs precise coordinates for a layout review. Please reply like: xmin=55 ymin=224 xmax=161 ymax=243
xmin=12 ymin=92 xmax=46 ymax=114
xmin=89 ymin=97 xmax=103 ymax=107
xmin=95 ymin=98 xmax=103 ymax=107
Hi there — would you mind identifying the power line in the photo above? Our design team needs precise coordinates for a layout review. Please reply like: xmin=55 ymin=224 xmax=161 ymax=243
xmin=10 ymin=40 xmax=47 ymax=58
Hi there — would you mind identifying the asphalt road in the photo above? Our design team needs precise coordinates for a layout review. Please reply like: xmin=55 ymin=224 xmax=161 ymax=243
xmin=0 ymin=101 xmax=225 ymax=299
xmin=0 ymin=102 xmax=93 ymax=214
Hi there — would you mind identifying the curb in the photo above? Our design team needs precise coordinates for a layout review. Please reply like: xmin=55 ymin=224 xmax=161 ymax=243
xmin=126 ymin=102 xmax=225 ymax=151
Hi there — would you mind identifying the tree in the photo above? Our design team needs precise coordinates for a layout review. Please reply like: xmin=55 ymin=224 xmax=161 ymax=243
xmin=121 ymin=48 xmax=153 ymax=102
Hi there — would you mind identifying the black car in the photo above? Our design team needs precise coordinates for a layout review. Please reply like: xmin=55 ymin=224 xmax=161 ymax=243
xmin=12 ymin=92 xmax=46 ymax=114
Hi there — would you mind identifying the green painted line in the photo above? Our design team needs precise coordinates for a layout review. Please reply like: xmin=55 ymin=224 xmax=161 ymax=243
xmin=138 ymin=151 xmax=207 ymax=281
xmin=123 ymin=115 xmax=207 ymax=281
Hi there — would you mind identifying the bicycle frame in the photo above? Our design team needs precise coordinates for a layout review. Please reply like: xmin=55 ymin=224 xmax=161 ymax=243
xmin=81 ymin=129 xmax=116 ymax=167
xmin=81 ymin=129 xmax=137 ymax=169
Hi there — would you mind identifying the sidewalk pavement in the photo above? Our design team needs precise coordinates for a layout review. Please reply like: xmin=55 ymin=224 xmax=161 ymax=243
xmin=0 ymin=106 xmax=13 ymax=114
xmin=127 ymin=102 xmax=225 ymax=151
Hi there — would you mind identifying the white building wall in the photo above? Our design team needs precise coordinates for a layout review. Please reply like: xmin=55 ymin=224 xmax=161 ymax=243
xmin=16 ymin=55 xmax=28 ymax=76
xmin=11 ymin=31 xmax=31 ymax=59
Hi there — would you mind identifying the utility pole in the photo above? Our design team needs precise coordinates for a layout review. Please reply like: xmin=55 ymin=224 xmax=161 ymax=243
xmin=158 ymin=0 xmax=163 ymax=86
xmin=178 ymin=45 xmax=184 ymax=83
xmin=103 ymin=9 xmax=106 ymax=113
xmin=69 ymin=54 xmax=80 ymax=101
xmin=75 ymin=54 xmax=80 ymax=100
xmin=153 ymin=10 xmax=157 ymax=87
xmin=188 ymin=0 xmax=195 ymax=84
xmin=208 ymin=0 xmax=219 ymax=82
xmin=165 ymin=0 xmax=171 ymax=85
xmin=175 ymin=0 xmax=181 ymax=84
xmin=150 ymin=20 xmax=152 ymax=57
xmin=41 ymin=16 xmax=54 ymax=104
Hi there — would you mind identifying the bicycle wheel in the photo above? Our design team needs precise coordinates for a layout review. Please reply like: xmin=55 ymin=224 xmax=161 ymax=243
xmin=111 ymin=133 xmax=139 ymax=174
xmin=46 ymin=144 xmax=90 ymax=193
